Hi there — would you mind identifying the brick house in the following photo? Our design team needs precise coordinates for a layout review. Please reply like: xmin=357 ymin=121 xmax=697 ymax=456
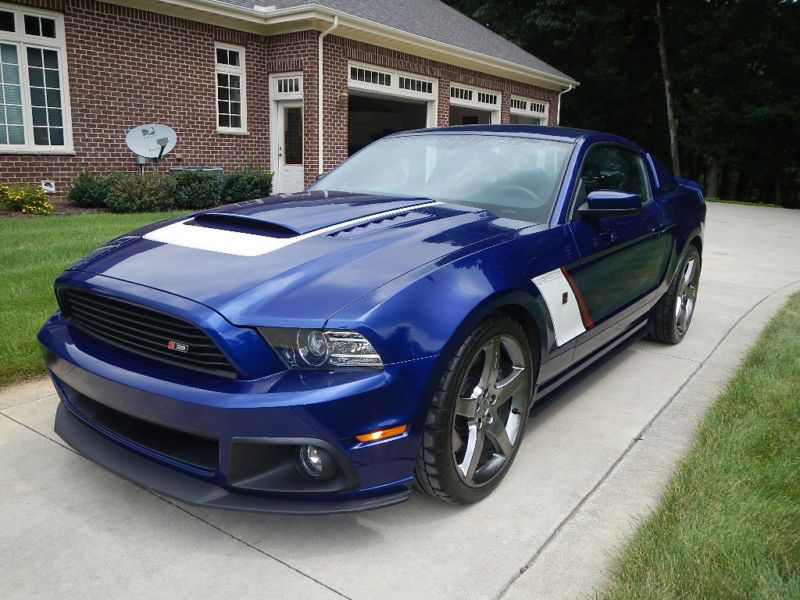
xmin=0 ymin=0 xmax=576 ymax=203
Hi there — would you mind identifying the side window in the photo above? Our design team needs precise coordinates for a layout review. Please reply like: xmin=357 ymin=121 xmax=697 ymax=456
xmin=573 ymin=145 xmax=650 ymax=214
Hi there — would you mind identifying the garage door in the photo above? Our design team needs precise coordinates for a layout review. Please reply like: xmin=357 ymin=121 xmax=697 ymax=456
xmin=347 ymin=63 xmax=437 ymax=155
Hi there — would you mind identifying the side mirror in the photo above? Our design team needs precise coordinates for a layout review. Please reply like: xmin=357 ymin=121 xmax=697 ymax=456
xmin=578 ymin=190 xmax=642 ymax=218
xmin=314 ymin=172 xmax=328 ymax=183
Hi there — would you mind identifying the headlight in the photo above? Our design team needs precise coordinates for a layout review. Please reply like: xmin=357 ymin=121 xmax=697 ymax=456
xmin=259 ymin=328 xmax=384 ymax=371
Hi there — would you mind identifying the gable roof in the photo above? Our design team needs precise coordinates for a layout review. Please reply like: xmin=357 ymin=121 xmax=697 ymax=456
xmin=215 ymin=0 xmax=576 ymax=85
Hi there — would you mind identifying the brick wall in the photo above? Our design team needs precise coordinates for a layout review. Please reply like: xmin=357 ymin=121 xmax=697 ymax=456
xmin=1 ymin=0 xmax=271 ymax=204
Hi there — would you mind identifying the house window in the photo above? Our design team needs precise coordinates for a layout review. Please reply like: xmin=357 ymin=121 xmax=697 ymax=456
xmin=0 ymin=4 xmax=71 ymax=152
xmin=215 ymin=43 xmax=246 ymax=133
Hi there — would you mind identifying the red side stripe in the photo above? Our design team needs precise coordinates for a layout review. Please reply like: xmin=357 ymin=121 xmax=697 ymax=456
xmin=561 ymin=266 xmax=594 ymax=329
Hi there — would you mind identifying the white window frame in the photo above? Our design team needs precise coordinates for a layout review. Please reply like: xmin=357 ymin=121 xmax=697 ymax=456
xmin=347 ymin=61 xmax=438 ymax=127
xmin=270 ymin=72 xmax=303 ymax=101
xmin=214 ymin=42 xmax=247 ymax=134
xmin=0 ymin=2 xmax=73 ymax=154
xmin=510 ymin=95 xmax=550 ymax=125
xmin=449 ymin=83 xmax=501 ymax=124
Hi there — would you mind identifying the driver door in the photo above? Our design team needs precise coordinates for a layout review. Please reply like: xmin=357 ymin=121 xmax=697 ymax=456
xmin=568 ymin=144 xmax=672 ymax=360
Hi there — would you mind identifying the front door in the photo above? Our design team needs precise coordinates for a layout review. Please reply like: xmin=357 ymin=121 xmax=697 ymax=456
xmin=274 ymin=101 xmax=304 ymax=194
xmin=567 ymin=144 xmax=673 ymax=360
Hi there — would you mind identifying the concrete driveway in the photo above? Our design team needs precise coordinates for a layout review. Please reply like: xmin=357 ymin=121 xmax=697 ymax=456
xmin=2 ymin=202 xmax=799 ymax=600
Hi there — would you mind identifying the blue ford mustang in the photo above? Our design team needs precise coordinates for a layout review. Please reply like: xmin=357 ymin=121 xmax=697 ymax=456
xmin=40 ymin=125 xmax=705 ymax=513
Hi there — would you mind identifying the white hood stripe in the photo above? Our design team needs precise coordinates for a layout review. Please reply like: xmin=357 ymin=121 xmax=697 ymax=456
xmin=144 ymin=201 xmax=441 ymax=257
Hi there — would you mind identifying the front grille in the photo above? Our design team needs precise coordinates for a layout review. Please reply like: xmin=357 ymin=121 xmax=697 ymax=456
xmin=62 ymin=380 xmax=219 ymax=472
xmin=60 ymin=288 xmax=237 ymax=379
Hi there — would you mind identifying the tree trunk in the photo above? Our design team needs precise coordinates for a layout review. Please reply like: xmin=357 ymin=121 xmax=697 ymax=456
xmin=705 ymin=155 xmax=720 ymax=198
xmin=774 ymin=172 xmax=783 ymax=206
xmin=656 ymin=0 xmax=681 ymax=177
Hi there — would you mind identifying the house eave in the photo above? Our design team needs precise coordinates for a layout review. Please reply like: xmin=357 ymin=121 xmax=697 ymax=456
xmin=105 ymin=0 xmax=578 ymax=91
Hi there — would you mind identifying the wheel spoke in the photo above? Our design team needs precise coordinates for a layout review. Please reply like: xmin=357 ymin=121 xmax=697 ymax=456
xmin=458 ymin=424 xmax=485 ymax=480
xmin=494 ymin=366 xmax=526 ymax=406
xmin=478 ymin=339 xmax=501 ymax=390
xmin=683 ymin=259 xmax=695 ymax=286
xmin=455 ymin=394 xmax=479 ymax=418
xmin=485 ymin=411 xmax=513 ymax=457
xmin=677 ymin=303 xmax=689 ymax=331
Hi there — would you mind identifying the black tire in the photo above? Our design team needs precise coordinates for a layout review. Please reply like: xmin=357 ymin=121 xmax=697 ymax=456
xmin=414 ymin=313 xmax=537 ymax=504
xmin=649 ymin=245 xmax=701 ymax=344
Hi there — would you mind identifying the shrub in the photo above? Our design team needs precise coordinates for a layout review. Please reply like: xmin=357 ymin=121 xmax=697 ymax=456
xmin=0 ymin=184 xmax=54 ymax=215
xmin=67 ymin=171 xmax=109 ymax=208
xmin=103 ymin=172 xmax=178 ymax=213
xmin=220 ymin=170 xmax=273 ymax=204
xmin=172 ymin=170 xmax=223 ymax=210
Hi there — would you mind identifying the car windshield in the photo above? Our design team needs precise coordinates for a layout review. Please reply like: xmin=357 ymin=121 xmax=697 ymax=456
xmin=312 ymin=133 xmax=573 ymax=223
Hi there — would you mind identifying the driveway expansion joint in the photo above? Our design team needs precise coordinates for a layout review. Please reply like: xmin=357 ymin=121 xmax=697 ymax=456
xmin=1 ymin=409 xmax=352 ymax=600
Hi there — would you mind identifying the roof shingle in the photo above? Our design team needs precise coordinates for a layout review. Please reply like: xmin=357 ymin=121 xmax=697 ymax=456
xmin=215 ymin=0 xmax=575 ymax=83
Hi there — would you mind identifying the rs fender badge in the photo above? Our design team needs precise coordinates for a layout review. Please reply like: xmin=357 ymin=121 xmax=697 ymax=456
xmin=167 ymin=340 xmax=190 ymax=353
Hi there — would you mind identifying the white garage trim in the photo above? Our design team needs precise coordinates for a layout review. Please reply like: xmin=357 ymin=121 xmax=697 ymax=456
xmin=347 ymin=61 xmax=438 ymax=127
xmin=510 ymin=95 xmax=549 ymax=124
xmin=449 ymin=83 xmax=501 ymax=123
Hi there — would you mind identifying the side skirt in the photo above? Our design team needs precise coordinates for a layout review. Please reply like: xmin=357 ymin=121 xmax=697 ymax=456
xmin=533 ymin=316 xmax=650 ymax=403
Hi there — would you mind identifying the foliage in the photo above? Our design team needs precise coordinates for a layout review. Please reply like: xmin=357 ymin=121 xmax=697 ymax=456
xmin=445 ymin=0 xmax=800 ymax=207
xmin=0 ymin=184 xmax=54 ymax=215
xmin=172 ymin=170 xmax=223 ymax=210
xmin=0 ymin=211 xmax=190 ymax=387
xmin=219 ymin=170 xmax=273 ymax=204
xmin=599 ymin=293 xmax=800 ymax=599
xmin=66 ymin=171 xmax=109 ymax=208
xmin=103 ymin=172 xmax=178 ymax=213
xmin=67 ymin=169 xmax=272 ymax=213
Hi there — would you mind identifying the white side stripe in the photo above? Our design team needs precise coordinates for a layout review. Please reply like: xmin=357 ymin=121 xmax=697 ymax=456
xmin=143 ymin=201 xmax=441 ymax=257
xmin=532 ymin=268 xmax=586 ymax=347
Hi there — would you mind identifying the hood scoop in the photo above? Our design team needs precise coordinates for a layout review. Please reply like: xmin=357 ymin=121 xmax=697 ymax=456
xmin=143 ymin=200 xmax=442 ymax=257
xmin=189 ymin=213 xmax=300 ymax=238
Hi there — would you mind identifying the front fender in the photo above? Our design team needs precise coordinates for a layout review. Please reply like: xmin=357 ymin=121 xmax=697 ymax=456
xmin=327 ymin=227 xmax=580 ymax=386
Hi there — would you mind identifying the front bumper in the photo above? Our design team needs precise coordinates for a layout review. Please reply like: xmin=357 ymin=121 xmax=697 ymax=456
xmin=41 ymin=311 xmax=438 ymax=514
xmin=55 ymin=403 xmax=409 ymax=514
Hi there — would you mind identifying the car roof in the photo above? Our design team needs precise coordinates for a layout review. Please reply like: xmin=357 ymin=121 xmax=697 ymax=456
xmin=397 ymin=124 xmax=641 ymax=151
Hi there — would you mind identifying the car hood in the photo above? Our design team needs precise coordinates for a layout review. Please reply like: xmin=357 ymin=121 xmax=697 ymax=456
xmin=69 ymin=191 xmax=529 ymax=326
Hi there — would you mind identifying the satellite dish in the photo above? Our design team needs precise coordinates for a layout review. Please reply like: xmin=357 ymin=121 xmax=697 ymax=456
xmin=125 ymin=123 xmax=177 ymax=160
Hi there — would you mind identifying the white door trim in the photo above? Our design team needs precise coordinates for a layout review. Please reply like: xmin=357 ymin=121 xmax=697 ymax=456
xmin=269 ymin=72 xmax=305 ymax=194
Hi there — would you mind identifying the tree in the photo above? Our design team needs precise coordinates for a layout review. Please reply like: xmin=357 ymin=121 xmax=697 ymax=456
xmin=445 ymin=0 xmax=800 ymax=206
xmin=655 ymin=0 xmax=680 ymax=177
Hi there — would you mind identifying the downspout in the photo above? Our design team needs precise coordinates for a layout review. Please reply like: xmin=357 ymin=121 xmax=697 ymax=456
xmin=318 ymin=15 xmax=339 ymax=174
xmin=556 ymin=84 xmax=573 ymax=126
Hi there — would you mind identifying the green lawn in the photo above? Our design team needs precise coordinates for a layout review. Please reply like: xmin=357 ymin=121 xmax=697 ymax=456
xmin=600 ymin=293 xmax=800 ymax=600
xmin=0 ymin=212 xmax=188 ymax=387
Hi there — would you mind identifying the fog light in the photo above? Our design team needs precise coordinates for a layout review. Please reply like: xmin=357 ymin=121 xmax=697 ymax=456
xmin=296 ymin=445 xmax=338 ymax=482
